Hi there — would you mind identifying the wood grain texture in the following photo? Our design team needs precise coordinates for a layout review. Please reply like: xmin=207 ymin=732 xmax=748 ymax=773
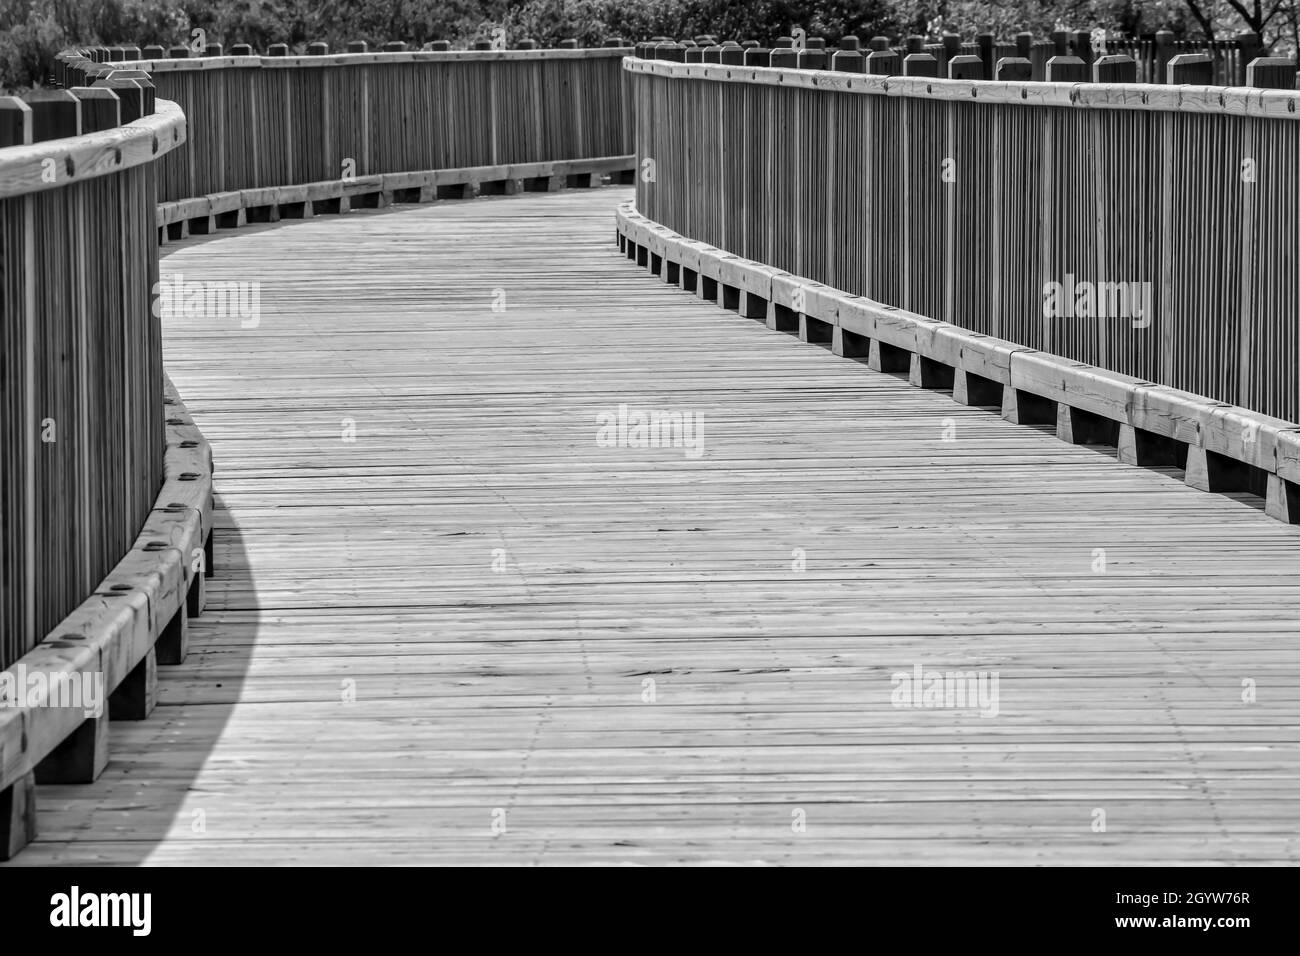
xmin=7 ymin=189 xmax=1299 ymax=866
xmin=631 ymin=59 xmax=1300 ymax=422
xmin=0 ymin=99 xmax=185 ymax=200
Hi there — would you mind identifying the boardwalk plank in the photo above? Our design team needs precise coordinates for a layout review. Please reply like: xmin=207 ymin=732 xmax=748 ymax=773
xmin=7 ymin=189 xmax=1299 ymax=866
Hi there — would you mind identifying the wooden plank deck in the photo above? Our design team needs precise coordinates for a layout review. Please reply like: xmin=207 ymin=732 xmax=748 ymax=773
xmin=8 ymin=188 xmax=1299 ymax=865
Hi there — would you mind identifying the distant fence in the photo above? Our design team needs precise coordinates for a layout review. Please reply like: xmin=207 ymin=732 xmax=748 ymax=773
xmin=634 ymin=30 xmax=1290 ymax=88
xmin=55 ymin=47 xmax=634 ymax=206
xmin=628 ymin=56 xmax=1300 ymax=422
xmin=0 ymin=89 xmax=183 ymax=670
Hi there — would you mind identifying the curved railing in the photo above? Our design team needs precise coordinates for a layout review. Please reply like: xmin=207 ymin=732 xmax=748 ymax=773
xmin=56 ymin=48 xmax=635 ymax=215
xmin=0 ymin=93 xmax=186 ymax=669
xmin=0 ymin=89 xmax=219 ymax=859
xmin=627 ymin=56 xmax=1300 ymax=423
xmin=2 ymin=44 xmax=638 ymax=860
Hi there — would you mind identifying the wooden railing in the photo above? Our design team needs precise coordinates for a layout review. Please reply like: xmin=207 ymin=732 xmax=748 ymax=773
xmin=0 ymin=89 xmax=185 ymax=671
xmin=55 ymin=47 xmax=635 ymax=208
xmin=2 ymin=43 xmax=637 ymax=860
xmin=627 ymin=56 xmax=1300 ymax=423
xmin=636 ymin=31 xmax=1289 ymax=89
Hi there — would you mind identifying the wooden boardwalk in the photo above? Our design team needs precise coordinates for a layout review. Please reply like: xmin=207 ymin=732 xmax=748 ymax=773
xmin=9 ymin=188 xmax=1299 ymax=865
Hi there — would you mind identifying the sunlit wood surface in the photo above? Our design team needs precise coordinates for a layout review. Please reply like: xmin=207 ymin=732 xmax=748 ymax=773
xmin=9 ymin=188 xmax=1298 ymax=865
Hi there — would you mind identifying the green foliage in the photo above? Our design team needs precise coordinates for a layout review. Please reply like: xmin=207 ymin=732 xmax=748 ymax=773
xmin=2 ymin=0 xmax=1296 ymax=93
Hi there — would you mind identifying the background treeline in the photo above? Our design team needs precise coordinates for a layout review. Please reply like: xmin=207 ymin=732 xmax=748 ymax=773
xmin=3 ymin=0 xmax=1299 ymax=92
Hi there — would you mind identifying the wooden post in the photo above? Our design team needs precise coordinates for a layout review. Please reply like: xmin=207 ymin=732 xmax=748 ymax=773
xmin=1015 ymin=32 xmax=1033 ymax=59
xmin=1093 ymin=54 xmax=1138 ymax=83
xmin=36 ymin=714 xmax=110 ymax=784
xmin=68 ymin=87 xmax=121 ymax=132
xmin=1168 ymin=53 xmax=1213 ymax=84
xmin=1051 ymin=30 xmax=1070 ymax=56
xmin=1155 ymin=30 xmax=1175 ymax=82
xmin=905 ymin=36 xmax=925 ymax=55
xmin=744 ymin=47 xmax=771 ymax=67
xmin=109 ymin=647 xmax=157 ymax=720
xmin=903 ymin=53 xmax=938 ymax=77
xmin=770 ymin=48 xmax=798 ymax=68
xmin=383 ymin=41 xmax=407 ymax=52
xmin=976 ymin=32 xmax=995 ymax=79
xmin=996 ymin=57 xmax=1032 ymax=81
xmin=0 ymin=772 xmax=37 ymax=861
xmin=346 ymin=40 xmax=368 ymax=53
xmin=865 ymin=51 xmax=900 ymax=75
xmin=869 ymin=36 xmax=891 ymax=52
xmin=1072 ymin=30 xmax=1092 ymax=64
xmin=1237 ymin=31 xmax=1265 ymax=86
xmin=832 ymin=49 xmax=865 ymax=72
xmin=719 ymin=44 xmax=744 ymax=65
xmin=204 ymin=42 xmax=223 ymax=57
xmin=230 ymin=43 xmax=253 ymax=56
xmin=92 ymin=78 xmax=147 ymax=123
xmin=307 ymin=41 xmax=329 ymax=55
xmin=940 ymin=33 xmax=961 ymax=76
xmin=948 ymin=55 xmax=983 ymax=80
xmin=797 ymin=45 xmax=828 ymax=70
xmin=25 ymin=89 xmax=81 ymax=142
xmin=1245 ymin=56 xmax=1296 ymax=89
xmin=0 ymin=96 xmax=31 ymax=148
xmin=1046 ymin=55 xmax=1089 ymax=82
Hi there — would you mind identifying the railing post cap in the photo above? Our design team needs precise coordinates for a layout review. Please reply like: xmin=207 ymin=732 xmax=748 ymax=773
xmin=831 ymin=49 xmax=865 ymax=73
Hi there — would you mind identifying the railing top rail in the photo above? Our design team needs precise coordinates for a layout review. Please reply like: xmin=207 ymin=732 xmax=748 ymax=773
xmin=124 ymin=47 xmax=633 ymax=72
xmin=625 ymin=56 xmax=1300 ymax=119
xmin=0 ymin=97 xmax=186 ymax=200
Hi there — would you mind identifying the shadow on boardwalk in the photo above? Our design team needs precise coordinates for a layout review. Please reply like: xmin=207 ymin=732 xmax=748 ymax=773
xmin=8 ymin=189 xmax=1299 ymax=865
